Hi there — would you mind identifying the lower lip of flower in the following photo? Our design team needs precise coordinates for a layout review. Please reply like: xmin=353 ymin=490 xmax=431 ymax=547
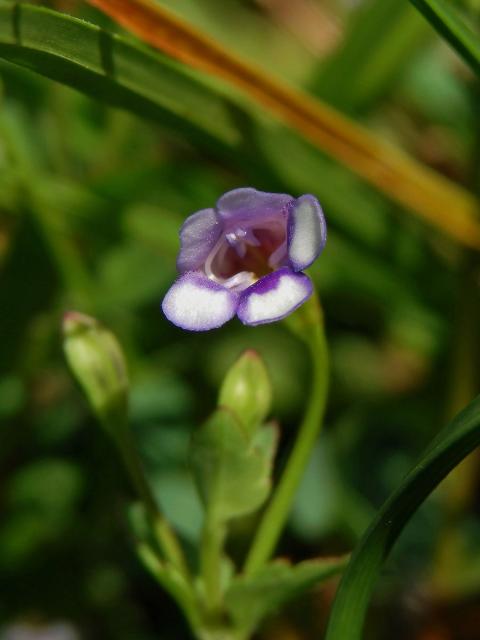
xmin=203 ymin=221 xmax=287 ymax=291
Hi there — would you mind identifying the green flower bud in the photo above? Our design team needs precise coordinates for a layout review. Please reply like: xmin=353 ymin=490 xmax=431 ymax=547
xmin=218 ymin=350 xmax=272 ymax=437
xmin=63 ymin=311 xmax=128 ymax=432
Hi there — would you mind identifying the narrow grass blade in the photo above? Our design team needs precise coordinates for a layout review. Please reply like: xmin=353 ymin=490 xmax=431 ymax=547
xmin=325 ymin=394 xmax=480 ymax=640
xmin=409 ymin=0 xmax=480 ymax=75
xmin=0 ymin=2 xmax=241 ymax=151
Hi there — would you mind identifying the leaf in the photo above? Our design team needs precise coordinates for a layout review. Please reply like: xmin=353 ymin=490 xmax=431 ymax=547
xmin=225 ymin=556 xmax=347 ymax=636
xmin=409 ymin=0 xmax=480 ymax=76
xmin=86 ymin=0 xmax=480 ymax=249
xmin=190 ymin=409 xmax=277 ymax=524
xmin=0 ymin=2 xmax=240 ymax=150
xmin=325 ymin=393 xmax=480 ymax=640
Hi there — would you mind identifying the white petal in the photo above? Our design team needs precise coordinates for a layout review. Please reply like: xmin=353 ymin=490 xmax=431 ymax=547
xmin=162 ymin=272 xmax=238 ymax=331
xmin=237 ymin=268 xmax=312 ymax=326
xmin=287 ymin=195 xmax=327 ymax=271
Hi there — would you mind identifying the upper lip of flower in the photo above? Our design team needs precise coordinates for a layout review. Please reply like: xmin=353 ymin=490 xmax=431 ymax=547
xmin=162 ymin=187 xmax=327 ymax=331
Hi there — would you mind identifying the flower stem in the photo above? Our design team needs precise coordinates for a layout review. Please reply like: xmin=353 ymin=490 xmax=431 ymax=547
xmin=116 ymin=425 xmax=190 ymax=580
xmin=244 ymin=291 xmax=329 ymax=575
xmin=138 ymin=543 xmax=201 ymax=632
xmin=200 ymin=518 xmax=225 ymax=613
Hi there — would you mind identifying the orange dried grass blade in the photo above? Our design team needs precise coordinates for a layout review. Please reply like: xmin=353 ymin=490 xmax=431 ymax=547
xmin=87 ymin=0 xmax=480 ymax=248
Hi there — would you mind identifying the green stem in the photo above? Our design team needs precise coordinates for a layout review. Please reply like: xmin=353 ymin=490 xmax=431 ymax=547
xmin=138 ymin=543 xmax=201 ymax=632
xmin=116 ymin=425 xmax=190 ymax=580
xmin=200 ymin=518 xmax=225 ymax=613
xmin=244 ymin=291 xmax=329 ymax=575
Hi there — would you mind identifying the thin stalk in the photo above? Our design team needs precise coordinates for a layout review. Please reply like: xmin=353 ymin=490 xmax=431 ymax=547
xmin=200 ymin=518 xmax=225 ymax=614
xmin=244 ymin=292 xmax=329 ymax=575
xmin=116 ymin=425 xmax=190 ymax=580
xmin=138 ymin=543 xmax=201 ymax=632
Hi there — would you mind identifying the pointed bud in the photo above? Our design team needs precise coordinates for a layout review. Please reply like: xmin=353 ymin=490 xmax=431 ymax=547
xmin=63 ymin=311 xmax=128 ymax=432
xmin=218 ymin=350 xmax=272 ymax=437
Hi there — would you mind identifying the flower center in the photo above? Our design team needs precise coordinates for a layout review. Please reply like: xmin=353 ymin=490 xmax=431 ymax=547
xmin=204 ymin=221 xmax=287 ymax=290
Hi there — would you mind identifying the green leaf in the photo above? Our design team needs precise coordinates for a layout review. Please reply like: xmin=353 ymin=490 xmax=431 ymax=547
xmin=190 ymin=409 xmax=277 ymax=524
xmin=0 ymin=2 xmax=240 ymax=149
xmin=325 ymin=394 xmax=480 ymax=640
xmin=225 ymin=556 xmax=347 ymax=636
xmin=409 ymin=0 xmax=480 ymax=75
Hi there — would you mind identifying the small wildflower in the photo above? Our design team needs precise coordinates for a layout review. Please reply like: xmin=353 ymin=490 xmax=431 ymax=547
xmin=162 ymin=187 xmax=326 ymax=331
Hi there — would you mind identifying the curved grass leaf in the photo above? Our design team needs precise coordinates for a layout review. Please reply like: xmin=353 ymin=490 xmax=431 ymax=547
xmin=325 ymin=394 xmax=480 ymax=640
xmin=0 ymin=2 xmax=241 ymax=151
xmin=87 ymin=0 xmax=480 ymax=249
xmin=409 ymin=0 xmax=480 ymax=76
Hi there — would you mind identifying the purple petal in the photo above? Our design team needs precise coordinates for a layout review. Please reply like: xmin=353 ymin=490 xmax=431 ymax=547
xmin=162 ymin=272 xmax=238 ymax=331
xmin=177 ymin=208 xmax=222 ymax=273
xmin=217 ymin=188 xmax=293 ymax=228
xmin=287 ymin=195 xmax=327 ymax=271
xmin=237 ymin=267 xmax=313 ymax=326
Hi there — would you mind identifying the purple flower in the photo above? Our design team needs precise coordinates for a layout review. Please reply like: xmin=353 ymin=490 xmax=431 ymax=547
xmin=162 ymin=188 xmax=327 ymax=331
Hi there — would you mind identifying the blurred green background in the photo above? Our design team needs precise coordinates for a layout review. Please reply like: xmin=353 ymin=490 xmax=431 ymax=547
xmin=1 ymin=0 xmax=480 ymax=638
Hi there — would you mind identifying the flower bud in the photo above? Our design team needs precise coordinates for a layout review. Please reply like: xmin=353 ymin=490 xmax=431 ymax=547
xmin=63 ymin=311 xmax=128 ymax=432
xmin=218 ymin=350 xmax=272 ymax=437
